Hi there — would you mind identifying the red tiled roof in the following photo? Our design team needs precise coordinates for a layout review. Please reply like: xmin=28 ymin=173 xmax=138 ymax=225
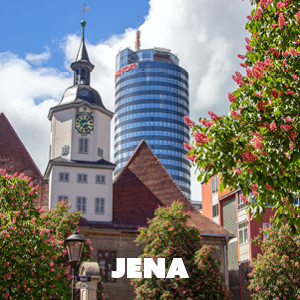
xmin=0 ymin=113 xmax=43 ymax=179
xmin=0 ymin=113 xmax=48 ymax=209
xmin=110 ymin=140 xmax=233 ymax=236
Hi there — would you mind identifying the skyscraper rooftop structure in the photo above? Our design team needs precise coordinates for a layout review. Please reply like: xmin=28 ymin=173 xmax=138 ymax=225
xmin=114 ymin=41 xmax=191 ymax=197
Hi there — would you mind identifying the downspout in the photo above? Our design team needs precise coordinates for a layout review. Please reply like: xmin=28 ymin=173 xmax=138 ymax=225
xmin=224 ymin=235 xmax=229 ymax=289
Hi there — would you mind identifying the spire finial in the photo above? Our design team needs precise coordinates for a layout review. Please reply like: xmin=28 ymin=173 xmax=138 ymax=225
xmin=80 ymin=4 xmax=90 ymax=21
xmin=80 ymin=4 xmax=89 ymax=39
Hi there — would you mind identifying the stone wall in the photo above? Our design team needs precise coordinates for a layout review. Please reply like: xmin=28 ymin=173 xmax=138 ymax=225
xmin=80 ymin=228 xmax=229 ymax=300
xmin=80 ymin=228 xmax=142 ymax=300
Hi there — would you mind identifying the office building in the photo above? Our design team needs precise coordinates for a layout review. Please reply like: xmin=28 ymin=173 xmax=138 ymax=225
xmin=114 ymin=46 xmax=191 ymax=197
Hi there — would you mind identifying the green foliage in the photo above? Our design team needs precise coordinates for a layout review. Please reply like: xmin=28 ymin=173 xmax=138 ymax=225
xmin=0 ymin=171 xmax=104 ymax=299
xmin=131 ymin=201 xmax=231 ymax=300
xmin=249 ymin=223 xmax=300 ymax=299
xmin=188 ymin=0 xmax=300 ymax=231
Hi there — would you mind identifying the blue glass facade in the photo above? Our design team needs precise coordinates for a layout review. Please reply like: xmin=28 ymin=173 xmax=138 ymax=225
xmin=114 ymin=48 xmax=190 ymax=197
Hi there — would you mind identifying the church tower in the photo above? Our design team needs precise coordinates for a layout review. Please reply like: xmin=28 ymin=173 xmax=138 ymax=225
xmin=45 ymin=20 xmax=115 ymax=222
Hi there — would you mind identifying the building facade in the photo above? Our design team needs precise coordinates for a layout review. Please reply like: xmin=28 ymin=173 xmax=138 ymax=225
xmin=114 ymin=47 xmax=191 ymax=197
xmin=202 ymin=176 xmax=275 ymax=300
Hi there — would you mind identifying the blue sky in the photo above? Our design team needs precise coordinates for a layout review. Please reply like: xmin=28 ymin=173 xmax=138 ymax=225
xmin=0 ymin=0 xmax=253 ymax=201
xmin=2 ymin=1 xmax=149 ymax=69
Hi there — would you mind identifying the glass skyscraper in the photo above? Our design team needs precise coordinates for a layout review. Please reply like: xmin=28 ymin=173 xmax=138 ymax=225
xmin=114 ymin=47 xmax=190 ymax=197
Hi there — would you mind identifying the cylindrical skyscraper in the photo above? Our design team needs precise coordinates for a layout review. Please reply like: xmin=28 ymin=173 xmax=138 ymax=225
xmin=114 ymin=47 xmax=190 ymax=197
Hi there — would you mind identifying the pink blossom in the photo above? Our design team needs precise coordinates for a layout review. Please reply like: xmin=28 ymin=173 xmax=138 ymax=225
xmin=200 ymin=118 xmax=213 ymax=127
xmin=50 ymin=262 xmax=54 ymax=267
xmin=238 ymin=54 xmax=246 ymax=60
xmin=246 ymin=15 xmax=252 ymax=20
xmin=186 ymin=154 xmax=198 ymax=162
xmin=183 ymin=116 xmax=195 ymax=128
xmin=230 ymin=110 xmax=242 ymax=119
xmin=50 ymin=268 xmax=55 ymax=272
xmin=241 ymin=150 xmax=258 ymax=163
xmin=183 ymin=142 xmax=195 ymax=151
xmin=193 ymin=132 xmax=211 ymax=144
xmin=240 ymin=195 xmax=248 ymax=204
xmin=292 ymin=74 xmax=298 ymax=80
xmin=234 ymin=168 xmax=243 ymax=175
xmin=270 ymin=121 xmax=277 ymax=131
xmin=228 ymin=93 xmax=237 ymax=103
xmin=254 ymin=7 xmax=263 ymax=20
xmin=278 ymin=13 xmax=287 ymax=28
xmin=208 ymin=111 xmax=220 ymax=121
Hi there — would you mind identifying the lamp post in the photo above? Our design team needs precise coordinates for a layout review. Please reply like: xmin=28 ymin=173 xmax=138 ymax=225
xmin=65 ymin=231 xmax=85 ymax=300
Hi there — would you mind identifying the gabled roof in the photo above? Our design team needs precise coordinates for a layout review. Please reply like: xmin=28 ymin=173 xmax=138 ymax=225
xmin=0 ymin=113 xmax=43 ymax=180
xmin=109 ymin=140 xmax=233 ymax=236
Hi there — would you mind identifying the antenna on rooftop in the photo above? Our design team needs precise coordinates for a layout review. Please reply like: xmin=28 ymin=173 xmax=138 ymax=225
xmin=80 ymin=4 xmax=90 ymax=20
xmin=135 ymin=11 xmax=141 ymax=51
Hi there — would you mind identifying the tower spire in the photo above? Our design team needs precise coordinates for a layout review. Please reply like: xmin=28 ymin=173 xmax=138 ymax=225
xmin=135 ymin=11 xmax=141 ymax=51
xmin=70 ymin=6 xmax=94 ymax=86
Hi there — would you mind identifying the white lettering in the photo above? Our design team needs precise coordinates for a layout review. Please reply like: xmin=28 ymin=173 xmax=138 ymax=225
xmin=166 ymin=258 xmax=189 ymax=278
xmin=127 ymin=258 xmax=142 ymax=278
xmin=144 ymin=258 xmax=165 ymax=278
xmin=111 ymin=258 xmax=125 ymax=278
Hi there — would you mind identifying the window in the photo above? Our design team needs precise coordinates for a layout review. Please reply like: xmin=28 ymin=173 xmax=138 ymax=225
xmin=59 ymin=172 xmax=69 ymax=182
xmin=98 ymin=147 xmax=103 ymax=157
xmin=240 ymin=261 xmax=250 ymax=283
xmin=95 ymin=198 xmax=105 ymax=214
xmin=61 ymin=145 xmax=69 ymax=155
xmin=237 ymin=192 xmax=246 ymax=210
xmin=96 ymin=175 xmax=105 ymax=184
xmin=58 ymin=195 xmax=68 ymax=203
xmin=77 ymin=197 xmax=86 ymax=213
xmin=212 ymin=204 xmax=219 ymax=218
xmin=211 ymin=176 xmax=218 ymax=194
xmin=239 ymin=222 xmax=248 ymax=244
xmin=98 ymin=251 xmax=116 ymax=282
xmin=77 ymin=174 xmax=88 ymax=183
xmin=79 ymin=138 xmax=88 ymax=154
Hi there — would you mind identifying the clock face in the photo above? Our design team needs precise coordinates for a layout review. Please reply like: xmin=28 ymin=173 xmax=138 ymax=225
xmin=75 ymin=113 xmax=94 ymax=136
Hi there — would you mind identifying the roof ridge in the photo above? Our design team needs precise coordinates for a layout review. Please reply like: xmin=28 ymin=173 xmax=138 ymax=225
xmin=0 ymin=113 xmax=43 ymax=178
xmin=113 ymin=139 xmax=147 ymax=184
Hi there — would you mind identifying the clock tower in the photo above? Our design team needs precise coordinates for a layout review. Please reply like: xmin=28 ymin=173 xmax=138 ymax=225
xmin=45 ymin=20 xmax=115 ymax=222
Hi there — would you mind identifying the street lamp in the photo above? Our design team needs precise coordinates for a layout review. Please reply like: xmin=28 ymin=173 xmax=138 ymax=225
xmin=65 ymin=231 xmax=85 ymax=300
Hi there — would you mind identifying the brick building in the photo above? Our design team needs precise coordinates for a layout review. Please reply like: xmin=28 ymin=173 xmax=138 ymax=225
xmin=202 ymin=175 xmax=274 ymax=300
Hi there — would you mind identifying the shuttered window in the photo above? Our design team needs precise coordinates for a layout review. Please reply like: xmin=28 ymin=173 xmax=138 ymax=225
xmin=77 ymin=174 xmax=88 ymax=183
xmin=96 ymin=175 xmax=105 ymax=184
xmin=77 ymin=197 xmax=87 ymax=213
xmin=95 ymin=198 xmax=105 ymax=214
xmin=79 ymin=138 xmax=88 ymax=154
xmin=59 ymin=172 xmax=69 ymax=182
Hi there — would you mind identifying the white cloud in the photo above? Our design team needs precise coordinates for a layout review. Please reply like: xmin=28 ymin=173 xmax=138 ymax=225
xmin=25 ymin=47 xmax=51 ymax=65
xmin=0 ymin=0 xmax=253 ymax=200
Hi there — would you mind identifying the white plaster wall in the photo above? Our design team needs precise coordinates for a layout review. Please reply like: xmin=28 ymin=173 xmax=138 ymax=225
xmin=50 ymin=109 xmax=74 ymax=160
xmin=212 ymin=192 xmax=219 ymax=224
xmin=71 ymin=109 xmax=111 ymax=162
xmin=239 ymin=243 xmax=250 ymax=261
xmin=238 ymin=207 xmax=248 ymax=223
xmin=49 ymin=165 xmax=113 ymax=222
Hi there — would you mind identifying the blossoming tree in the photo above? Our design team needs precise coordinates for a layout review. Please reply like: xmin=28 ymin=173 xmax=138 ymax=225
xmin=186 ymin=0 xmax=300 ymax=232
xmin=249 ymin=223 xmax=300 ymax=298
xmin=0 ymin=170 xmax=105 ymax=299
xmin=131 ymin=201 xmax=231 ymax=299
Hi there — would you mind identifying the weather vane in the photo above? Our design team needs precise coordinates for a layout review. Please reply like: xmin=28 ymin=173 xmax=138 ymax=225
xmin=80 ymin=4 xmax=90 ymax=20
